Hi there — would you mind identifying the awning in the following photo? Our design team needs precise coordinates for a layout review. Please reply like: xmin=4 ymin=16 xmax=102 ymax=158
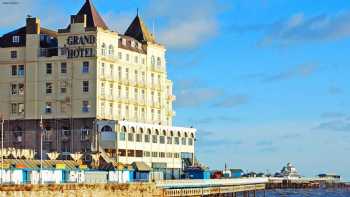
xmin=132 ymin=162 xmax=151 ymax=172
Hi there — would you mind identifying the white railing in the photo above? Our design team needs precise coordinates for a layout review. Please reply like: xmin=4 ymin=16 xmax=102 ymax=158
xmin=156 ymin=178 xmax=269 ymax=188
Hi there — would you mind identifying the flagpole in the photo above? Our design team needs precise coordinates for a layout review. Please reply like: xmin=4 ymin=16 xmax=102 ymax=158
xmin=40 ymin=116 xmax=43 ymax=184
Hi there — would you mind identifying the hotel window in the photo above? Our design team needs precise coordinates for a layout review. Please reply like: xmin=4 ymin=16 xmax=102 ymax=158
xmin=10 ymin=51 xmax=17 ymax=59
xmin=83 ymin=81 xmax=89 ymax=92
xmin=11 ymin=103 xmax=17 ymax=114
xmin=152 ymin=152 xmax=158 ymax=157
xmin=158 ymin=93 xmax=161 ymax=104
xmin=136 ymin=134 xmax=142 ymax=142
xmin=141 ymin=108 xmax=145 ymax=121
xmin=166 ymin=153 xmax=172 ymax=158
xmin=18 ymin=103 xmax=24 ymax=114
xmin=151 ymin=109 xmax=155 ymax=121
xmin=18 ymin=84 xmax=24 ymax=95
xmin=119 ymin=132 xmax=126 ymax=141
xmin=109 ymin=83 xmax=113 ymax=97
xmin=11 ymin=65 xmax=17 ymax=76
xmin=81 ymin=128 xmax=89 ymax=141
xmin=128 ymin=133 xmax=134 ymax=141
xmin=118 ymin=86 xmax=122 ymax=98
xmin=125 ymin=87 xmax=129 ymax=98
xmin=116 ymin=104 xmax=121 ymax=118
xmin=152 ymin=135 xmax=158 ymax=143
xmin=82 ymin=101 xmax=89 ymax=113
xmin=11 ymin=84 xmax=17 ymax=95
xmin=101 ymin=102 xmax=105 ymax=115
xmin=109 ymin=103 xmax=113 ymax=116
xmin=188 ymin=138 xmax=193 ymax=146
xmin=125 ymin=105 xmax=129 ymax=119
xmin=118 ymin=66 xmax=122 ymax=79
xmin=141 ymin=90 xmax=145 ymax=100
xmin=82 ymin=62 xmax=89 ymax=73
xmin=174 ymin=137 xmax=179 ymax=145
xmin=144 ymin=134 xmax=150 ymax=143
xmin=158 ymin=75 xmax=161 ymax=85
xmin=126 ymin=54 xmax=130 ymax=61
xmin=151 ymin=73 xmax=155 ymax=85
xmin=45 ymin=102 xmax=52 ymax=114
xmin=118 ymin=52 xmax=122 ymax=59
xmin=134 ymin=106 xmax=138 ymax=119
xmin=159 ymin=136 xmax=165 ymax=144
xmin=157 ymin=110 xmax=161 ymax=121
xmin=128 ymin=150 xmax=135 ymax=157
xmin=134 ymin=89 xmax=138 ymax=100
xmin=141 ymin=72 xmax=145 ymax=83
xmin=151 ymin=91 xmax=155 ymax=103
xmin=101 ymin=82 xmax=105 ymax=96
xmin=135 ymin=70 xmax=138 ymax=82
xmin=110 ymin=64 xmax=114 ymax=77
xmin=144 ymin=151 xmax=150 ymax=157
xmin=12 ymin=36 xmax=20 ymax=43
xmin=174 ymin=153 xmax=180 ymax=158
xmin=108 ymin=45 xmax=114 ymax=56
xmin=160 ymin=152 xmax=165 ymax=158
xmin=151 ymin=56 xmax=155 ymax=66
xmin=101 ymin=43 xmax=106 ymax=56
xmin=167 ymin=137 xmax=172 ymax=144
xmin=46 ymin=63 xmax=52 ymax=74
xmin=142 ymin=58 xmax=145 ymax=65
xmin=61 ymin=62 xmax=67 ymax=74
xmin=134 ymin=56 xmax=138 ymax=64
xmin=46 ymin=83 xmax=52 ymax=94
xmin=60 ymin=81 xmax=67 ymax=93
xmin=126 ymin=68 xmax=129 ymax=80
xmin=101 ymin=63 xmax=105 ymax=76
xmin=157 ymin=57 xmax=161 ymax=67
xmin=18 ymin=65 xmax=24 ymax=76
xmin=182 ymin=137 xmax=187 ymax=145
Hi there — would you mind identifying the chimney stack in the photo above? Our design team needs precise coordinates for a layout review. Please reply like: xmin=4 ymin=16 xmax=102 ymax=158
xmin=26 ymin=16 xmax=40 ymax=34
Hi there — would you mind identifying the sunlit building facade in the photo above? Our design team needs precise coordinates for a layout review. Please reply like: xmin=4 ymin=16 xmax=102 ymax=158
xmin=0 ymin=0 xmax=195 ymax=178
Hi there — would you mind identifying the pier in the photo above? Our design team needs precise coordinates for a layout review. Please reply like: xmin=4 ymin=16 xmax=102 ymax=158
xmin=156 ymin=178 xmax=268 ymax=197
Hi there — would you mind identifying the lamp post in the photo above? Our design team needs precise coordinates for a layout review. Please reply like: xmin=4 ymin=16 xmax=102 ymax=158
xmin=39 ymin=116 xmax=44 ymax=184
xmin=1 ymin=114 xmax=4 ymax=184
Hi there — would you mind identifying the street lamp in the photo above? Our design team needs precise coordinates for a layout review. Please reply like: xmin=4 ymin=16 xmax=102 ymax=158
xmin=39 ymin=116 xmax=45 ymax=184
xmin=0 ymin=113 xmax=4 ymax=184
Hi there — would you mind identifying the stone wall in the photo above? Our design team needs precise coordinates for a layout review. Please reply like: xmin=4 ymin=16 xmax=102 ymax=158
xmin=0 ymin=183 xmax=163 ymax=197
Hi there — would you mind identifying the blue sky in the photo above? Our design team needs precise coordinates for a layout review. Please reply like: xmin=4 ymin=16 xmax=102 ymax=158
xmin=1 ymin=0 xmax=350 ymax=180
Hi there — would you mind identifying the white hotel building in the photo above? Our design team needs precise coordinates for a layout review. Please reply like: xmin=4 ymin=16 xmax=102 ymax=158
xmin=0 ymin=0 xmax=195 ymax=178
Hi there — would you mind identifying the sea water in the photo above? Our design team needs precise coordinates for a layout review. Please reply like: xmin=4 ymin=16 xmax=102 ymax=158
xmin=256 ymin=189 xmax=350 ymax=197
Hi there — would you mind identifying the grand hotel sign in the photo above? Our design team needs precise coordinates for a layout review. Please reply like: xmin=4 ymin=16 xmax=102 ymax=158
xmin=60 ymin=35 xmax=96 ymax=59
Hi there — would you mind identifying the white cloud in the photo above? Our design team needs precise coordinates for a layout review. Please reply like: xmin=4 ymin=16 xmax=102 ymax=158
xmin=145 ymin=0 xmax=221 ymax=49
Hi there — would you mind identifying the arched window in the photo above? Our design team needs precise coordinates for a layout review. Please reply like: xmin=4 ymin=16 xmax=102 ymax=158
xmin=155 ymin=129 xmax=159 ymax=135
xmin=184 ymin=132 xmax=188 ymax=138
xmin=147 ymin=128 xmax=151 ymax=135
xmin=120 ymin=126 xmax=127 ymax=141
xmin=151 ymin=55 xmax=155 ymax=66
xmin=170 ymin=131 xmax=174 ymax=136
xmin=157 ymin=57 xmax=161 ymax=67
xmin=108 ymin=45 xmax=114 ymax=56
xmin=139 ymin=128 xmax=144 ymax=133
xmin=101 ymin=125 xmax=112 ymax=132
xmin=101 ymin=43 xmax=106 ymax=56
xmin=130 ymin=127 xmax=136 ymax=133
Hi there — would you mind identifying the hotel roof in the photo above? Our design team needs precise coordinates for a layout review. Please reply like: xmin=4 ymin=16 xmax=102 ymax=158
xmin=125 ymin=15 xmax=156 ymax=43
xmin=77 ymin=0 xmax=108 ymax=30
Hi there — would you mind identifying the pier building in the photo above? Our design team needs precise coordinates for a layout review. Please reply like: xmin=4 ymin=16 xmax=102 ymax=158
xmin=0 ymin=0 xmax=195 ymax=178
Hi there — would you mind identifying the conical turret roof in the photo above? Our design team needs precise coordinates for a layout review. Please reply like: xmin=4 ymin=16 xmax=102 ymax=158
xmin=77 ymin=0 xmax=108 ymax=30
xmin=125 ymin=15 xmax=155 ymax=43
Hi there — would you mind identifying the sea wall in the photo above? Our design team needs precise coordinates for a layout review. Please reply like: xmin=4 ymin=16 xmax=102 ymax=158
xmin=0 ymin=183 xmax=163 ymax=197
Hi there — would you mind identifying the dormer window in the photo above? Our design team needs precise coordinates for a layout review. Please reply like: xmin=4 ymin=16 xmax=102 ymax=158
xmin=131 ymin=41 xmax=135 ymax=48
xmin=12 ymin=36 xmax=20 ymax=43
xmin=122 ymin=39 xmax=126 ymax=46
